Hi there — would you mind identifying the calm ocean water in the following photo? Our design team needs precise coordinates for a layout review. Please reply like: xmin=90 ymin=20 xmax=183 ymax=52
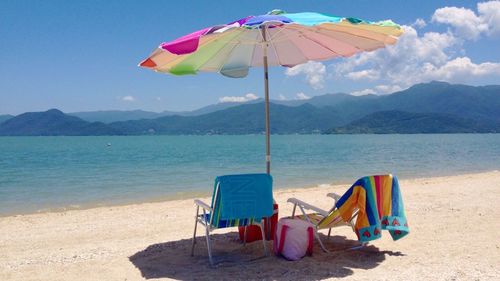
xmin=1 ymin=134 xmax=499 ymax=215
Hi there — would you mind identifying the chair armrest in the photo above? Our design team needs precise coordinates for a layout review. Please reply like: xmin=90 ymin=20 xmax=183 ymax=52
xmin=287 ymin=198 xmax=328 ymax=216
xmin=326 ymin=193 xmax=341 ymax=204
xmin=194 ymin=199 xmax=212 ymax=212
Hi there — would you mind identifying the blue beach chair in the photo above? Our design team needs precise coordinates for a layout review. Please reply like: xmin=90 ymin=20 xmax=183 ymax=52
xmin=191 ymin=173 xmax=274 ymax=266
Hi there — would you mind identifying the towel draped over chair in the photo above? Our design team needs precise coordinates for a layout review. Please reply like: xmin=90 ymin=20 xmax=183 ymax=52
xmin=336 ymin=175 xmax=409 ymax=242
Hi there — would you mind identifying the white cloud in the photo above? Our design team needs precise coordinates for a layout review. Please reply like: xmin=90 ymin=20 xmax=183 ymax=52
xmin=351 ymin=84 xmax=404 ymax=97
xmin=374 ymin=84 xmax=404 ymax=94
xmin=285 ymin=61 xmax=326 ymax=90
xmin=432 ymin=1 xmax=500 ymax=40
xmin=420 ymin=57 xmax=500 ymax=82
xmin=278 ymin=94 xmax=287 ymax=100
xmin=288 ymin=2 xmax=500 ymax=96
xmin=350 ymin=89 xmax=376 ymax=96
xmin=332 ymin=19 xmax=500 ymax=93
xmin=295 ymin=92 xmax=310 ymax=100
xmin=334 ymin=25 xmax=456 ymax=85
xmin=432 ymin=6 xmax=487 ymax=40
xmin=219 ymin=93 xmax=258 ymax=103
xmin=478 ymin=1 xmax=500 ymax=37
xmin=345 ymin=69 xmax=380 ymax=81
xmin=122 ymin=95 xmax=136 ymax=102
xmin=412 ymin=18 xmax=427 ymax=28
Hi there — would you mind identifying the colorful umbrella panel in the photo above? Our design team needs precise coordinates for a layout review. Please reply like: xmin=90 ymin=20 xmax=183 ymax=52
xmin=139 ymin=10 xmax=403 ymax=78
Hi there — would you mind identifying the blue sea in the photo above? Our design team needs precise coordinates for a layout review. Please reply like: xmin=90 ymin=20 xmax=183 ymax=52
xmin=1 ymin=134 xmax=499 ymax=216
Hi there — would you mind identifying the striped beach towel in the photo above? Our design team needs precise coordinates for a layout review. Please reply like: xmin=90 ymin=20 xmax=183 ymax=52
xmin=335 ymin=175 xmax=409 ymax=242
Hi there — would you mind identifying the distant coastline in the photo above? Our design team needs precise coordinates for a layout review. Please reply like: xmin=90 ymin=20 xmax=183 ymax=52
xmin=2 ymin=169 xmax=499 ymax=218
xmin=1 ymin=81 xmax=499 ymax=136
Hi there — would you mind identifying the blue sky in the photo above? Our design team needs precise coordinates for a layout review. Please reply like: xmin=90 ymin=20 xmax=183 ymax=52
xmin=1 ymin=0 xmax=499 ymax=115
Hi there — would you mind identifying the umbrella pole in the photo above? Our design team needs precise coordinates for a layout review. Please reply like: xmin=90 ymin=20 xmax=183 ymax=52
xmin=262 ymin=27 xmax=271 ymax=175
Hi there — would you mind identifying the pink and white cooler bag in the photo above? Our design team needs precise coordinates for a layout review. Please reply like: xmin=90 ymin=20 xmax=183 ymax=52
xmin=273 ymin=218 xmax=314 ymax=261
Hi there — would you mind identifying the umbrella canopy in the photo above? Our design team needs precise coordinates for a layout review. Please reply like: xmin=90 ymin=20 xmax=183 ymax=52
xmin=139 ymin=10 xmax=403 ymax=173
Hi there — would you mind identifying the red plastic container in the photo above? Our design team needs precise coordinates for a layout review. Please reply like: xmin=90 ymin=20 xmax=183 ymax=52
xmin=238 ymin=203 xmax=278 ymax=242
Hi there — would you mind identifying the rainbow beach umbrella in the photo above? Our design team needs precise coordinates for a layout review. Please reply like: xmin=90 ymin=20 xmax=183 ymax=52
xmin=139 ymin=10 xmax=403 ymax=174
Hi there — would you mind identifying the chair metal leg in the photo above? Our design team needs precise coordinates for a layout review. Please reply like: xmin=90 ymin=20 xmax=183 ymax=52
xmin=266 ymin=219 xmax=271 ymax=240
xmin=243 ymin=225 xmax=248 ymax=246
xmin=205 ymin=224 xmax=214 ymax=266
xmin=260 ymin=220 xmax=269 ymax=256
xmin=349 ymin=220 xmax=356 ymax=233
xmin=295 ymin=205 xmax=328 ymax=252
xmin=191 ymin=206 xmax=199 ymax=256
xmin=349 ymin=242 xmax=368 ymax=250
xmin=315 ymin=229 xmax=329 ymax=252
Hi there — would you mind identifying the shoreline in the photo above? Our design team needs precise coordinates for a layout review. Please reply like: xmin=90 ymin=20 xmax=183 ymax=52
xmin=1 ymin=170 xmax=499 ymax=280
xmin=2 ymin=169 xmax=499 ymax=218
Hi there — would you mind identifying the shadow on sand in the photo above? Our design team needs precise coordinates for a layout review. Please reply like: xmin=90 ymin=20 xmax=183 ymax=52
xmin=129 ymin=231 xmax=403 ymax=280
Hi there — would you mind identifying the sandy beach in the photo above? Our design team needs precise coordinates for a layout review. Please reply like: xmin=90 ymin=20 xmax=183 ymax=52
xmin=1 ymin=171 xmax=499 ymax=280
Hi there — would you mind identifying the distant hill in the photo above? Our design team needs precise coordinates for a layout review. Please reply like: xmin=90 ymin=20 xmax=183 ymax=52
xmin=1 ymin=82 xmax=499 ymax=135
xmin=69 ymin=101 xmax=259 ymax=123
xmin=69 ymin=81 xmax=500 ymax=124
xmin=378 ymin=82 xmax=500 ymax=121
xmin=69 ymin=110 xmax=176 ymax=123
xmin=0 ymin=109 xmax=120 ymax=136
xmin=275 ymin=92 xmax=377 ymax=108
xmin=68 ymin=93 xmax=369 ymax=124
xmin=0 ymin=114 xmax=13 ymax=124
xmin=326 ymin=81 xmax=500 ymax=122
xmin=69 ymin=95 xmax=356 ymax=124
xmin=106 ymin=81 xmax=500 ymax=135
xmin=326 ymin=110 xmax=500 ymax=134
xmin=183 ymin=100 xmax=262 ymax=116
xmin=109 ymin=103 xmax=345 ymax=135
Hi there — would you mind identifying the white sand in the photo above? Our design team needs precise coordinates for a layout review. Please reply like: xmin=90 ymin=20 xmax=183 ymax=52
xmin=1 ymin=171 xmax=499 ymax=280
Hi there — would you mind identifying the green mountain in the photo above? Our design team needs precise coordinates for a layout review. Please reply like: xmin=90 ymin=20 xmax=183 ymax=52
xmin=69 ymin=101 xmax=260 ymax=123
xmin=275 ymin=92 xmax=377 ymax=108
xmin=69 ymin=93 xmax=368 ymax=123
xmin=0 ymin=109 xmax=120 ymax=136
xmin=326 ymin=110 xmax=500 ymax=134
xmin=109 ymin=103 xmax=345 ymax=135
xmin=69 ymin=110 xmax=176 ymax=123
xmin=327 ymin=81 xmax=500 ymax=122
xmin=0 ymin=114 xmax=13 ymax=124
xmin=1 ymin=82 xmax=499 ymax=136
xmin=107 ymin=81 xmax=500 ymax=135
xmin=380 ymin=82 xmax=500 ymax=121
xmin=184 ymin=100 xmax=262 ymax=116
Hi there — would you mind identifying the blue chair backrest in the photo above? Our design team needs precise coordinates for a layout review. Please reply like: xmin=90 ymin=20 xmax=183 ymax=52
xmin=210 ymin=173 xmax=273 ymax=228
